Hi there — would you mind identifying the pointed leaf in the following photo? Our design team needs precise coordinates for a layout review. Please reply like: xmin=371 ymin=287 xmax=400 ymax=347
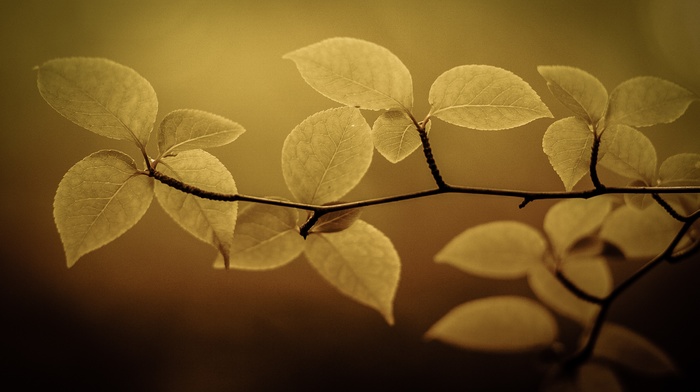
xmin=599 ymin=124 xmax=657 ymax=183
xmin=281 ymin=107 xmax=373 ymax=205
xmin=283 ymin=37 xmax=413 ymax=111
xmin=538 ymin=66 xmax=608 ymax=125
xmin=544 ymin=197 xmax=614 ymax=258
xmin=304 ymin=220 xmax=400 ymax=324
xmin=157 ymin=109 xmax=245 ymax=157
xmin=37 ymin=58 xmax=157 ymax=148
xmin=542 ymin=117 xmax=595 ymax=191
xmin=54 ymin=150 xmax=154 ymax=267
xmin=593 ymin=323 xmax=678 ymax=375
xmin=309 ymin=207 xmax=362 ymax=234
xmin=371 ymin=110 xmax=429 ymax=163
xmin=425 ymin=296 xmax=557 ymax=352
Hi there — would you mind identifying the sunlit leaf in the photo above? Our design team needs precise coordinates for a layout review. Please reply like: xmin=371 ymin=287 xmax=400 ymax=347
xmin=371 ymin=110 xmax=429 ymax=163
xmin=304 ymin=220 xmax=400 ymax=324
xmin=425 ymin=296 xmax=557 ymax=352
xmin=606 ymin=76 xmax=697 ymax=127
xmin=428 ymin=65 xmax=552 ymax=130
xmin=657 ymin=153 xmax=700 ymax=214
xmin=544 ymin=197 xmax=614 ymax=258
xmin=281 ymin=107 xmax=373 ymax=205
xmin=599 ymin=124 xmax=657 ymax=183
xmin=309 ymin=207 xmax=362 ymax=234
xmin=542 ymin=117 xmax=595 ymax=191
xmin=157 ymin=109 xmax=245 ymax=157
xmin=54 ymin=150 xmax=154 ymax=267
xmin=576 ymin=363 xmax=623 ymax=392
xmin=435 ymin=221 xmax=547 ymax=279
xmin=283 ymin=37 xmax=413 ymax=111
xmin=154 ymin=150 xmax=237 ymax=265
xmin=593 ymin=323 xmax=678 ymax=375
xmin=37 ymin=57 xmax=157 ymax=148
xmin=537 ymin=66 xmax=608 ymax=126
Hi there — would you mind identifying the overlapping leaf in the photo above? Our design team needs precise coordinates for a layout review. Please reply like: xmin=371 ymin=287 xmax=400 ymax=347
xmin=157 ymin=109 xmax=246 ymax=157
xmin=308 ymin=207 xmax=362 ymax=234
xmin=544 ymin=197 xmax=614 ymax=258
xmin=371 ymin=110 xmax=429 ymax=163
xmin=593 ymin=323 xmax=677 ymax=375
xmin=542 ymin=116 xmax=595 ymax=191
xmin=599 ymin=124 xmax=657 ymax=183
xmin=657 ymin=153 xmax=700 ymax=214
xmin=537 ymin=66 xmax=608 ymax=126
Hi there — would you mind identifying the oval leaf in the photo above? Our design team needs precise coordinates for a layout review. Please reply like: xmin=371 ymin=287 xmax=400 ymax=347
xmin=599 ymin=124 xmax=657 ymax=183
xmin=54 ymin=150 xmax=154 ymax=267
xmin=542 ymin=117 xmax=595 ymax=191
xmin=37 ymin=58 xmax=158 ymax=148
xmin=538 ymin=65 xmax=608 ymax=125
xmin=304 ymin=220 xmax=400 ymax=324
xmin=371 ymin=110 xmax=428 ymax=163
xmin=157 ymin=109 xmax=246 ymax=157
xmin=281 ymin=107 xmax=373 ymax=205
xmin=544 ymin=197 xmax=614 ymax=258
xmin=425 ymin=296 xmax=557 ymax=352
xmin=309 ymin=207 xmax=362 ymax=234
xmin=283 ymin=37 xmax=413 ymax=111
xmin=593 ymin=323 xmax=678 ymax=375
xmin=428 ymin=65 xmax=552 ymax=130
xmin=658 ymin=153 xmax=700 ymax=214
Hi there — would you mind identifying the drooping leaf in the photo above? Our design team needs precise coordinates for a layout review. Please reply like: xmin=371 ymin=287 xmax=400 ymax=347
xmin=428 ymin=65 xmax=552 ymax=130
xmin=435 ymin=221 xmax=547 ymax=279
xmin=283 ymin=37 xmax=413 ymax=111
xmin=593 ymin=323 xmax=678 ymax=375
xmin=425 ymin=296 xmax=557 ymax=352
xmin=304 ymin=220 xmax=400 ymax=324
xmin=37 ymin=58 xmax=158 ymax=148
xmin=606 ymin=76 xmax=697 ymax=127
xmin=54 ymin=150 xmax=154 ymax=267
xmin=544 ymin=197 xmax=614 ymax=258
xmin=371 ymin=110 xmax=428 ymax=163
xmin=537 ymin=66 xmax=608 ymax=126
xmin=154 ymin=150 xmax=237 ymax=265
xmin=599 ymin=124 xmax=657 ymax=183
xmin=308 ymin=207 xmax=362 ymax=234
xmin=542 ymin=117 xmax=595 ymax=191
xmin=281 ymin=107 xmax=373 ymax=205
xmin=157 ymin=109 xmax=245 ymax=157
xmin=657 ymin=153 xmax=700 ymax=214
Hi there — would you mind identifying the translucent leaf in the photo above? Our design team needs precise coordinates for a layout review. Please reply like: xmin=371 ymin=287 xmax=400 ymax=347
xmin=593 ymin=323 xmax=678 ymax=375
xmin=154 ymin=150 xmax=237 ymax=265
xmin=283 ymin=37 xmax=413 ymax=111
xmin=658 ymin=153 xmax=700 ymax=214
xmin=425 ymin=296 xmax=557 ymax=352
xmin=37 ymin=58 xmax=157 ymax=148
xmin=157 ymin=109 xmax=245 ymax=157
xmin=213 ymin=202 xmax=304 ymax=270
xmin=623 ymin=180 xmax=655 ymax=210
xmin=606 ymin=76 xmax=697 ymax=127
xmin=428 ymin=65 xmax=552 ymax=130
xmin=435 ymin=221 xmax=547 ymax=279
xmin=308 ymin=207 xmax=362 ymax=234
xmin=599 ymin=124 xmax=657 ymax=183
xmin=542 ymin=117 xmax=595 ymax=191
xmin=371 ymin=110 xmax=429 ymax=163
xmin=281 ymin=107 xmax=373 ymax=205
xmin=54 ymin=150 xmax=154 ymax=267
xmin=544 ymin=197 xmax=614 ymax=258
xmin=537 ymin=66 xmax=608 ymax=125
xmin=304 ymin=220 xmax=400 ymax=324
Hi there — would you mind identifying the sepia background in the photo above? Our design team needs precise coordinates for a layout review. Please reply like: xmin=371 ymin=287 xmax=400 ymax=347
xmin=1 ymin=1 xmax=699 ymax=390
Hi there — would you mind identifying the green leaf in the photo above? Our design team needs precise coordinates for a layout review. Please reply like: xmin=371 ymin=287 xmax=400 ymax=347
xmin=281 ymin=107 xmax=373 ymax=205
xmin=425 ymin=296 xmax=557 ymax=352
xmin=428 ymin=65 xmax=552 ymax=130
xmin=154 ymin=150 xmax=237 ymax=265
xmin=435 ymin=221 xmax=547 ymax=279
xmin=542 ymin=117 xmax=595 ymax=191
xmin=599 ymin=124 xmax=657 ymax=183
xmin=537 ymin=66 xmax=608 ymax=126
xmin=37 ymin=58 xmax=158 ymax=148
xmin=593 ymin=323 xmax=678 ymax=375
xmin=606 ymin=76 xmax=697 ymax=127
xmin=371 ymin=110 xmax=428 ymax=163
xmin=544 ymin=197 xmax=614 ymax=258
xmin=283 ymin=37 xmax=413 ymax=111
xmin=308 ymin=206 xmax=362 ymax=234
xmin=157 ymin=109 xmax=245 ymax=157
xmin=54 ymin=150 xmax=154 ymax=267
xmin=213 ymin=202 xmax=304 ymax=270
xmin=304 ymin=220 xmax=400 ymax=324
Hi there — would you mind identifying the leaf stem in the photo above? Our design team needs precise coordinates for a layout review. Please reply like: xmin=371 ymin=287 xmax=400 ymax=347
xmin=589 ymin=135 xmax=605 ymax=190
xmin=416 ymin=122 xmax=447 ymax=189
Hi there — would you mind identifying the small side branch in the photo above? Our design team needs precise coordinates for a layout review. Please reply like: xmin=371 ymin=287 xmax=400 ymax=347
xmin=417 ymin=125 xmax=447 ymax=189
xmin=590 ymin=135 xmax=605 ymax=190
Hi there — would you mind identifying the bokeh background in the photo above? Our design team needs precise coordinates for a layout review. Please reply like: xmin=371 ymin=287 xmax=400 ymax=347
xmin=2 ymin=1 xmax=699 ymax=391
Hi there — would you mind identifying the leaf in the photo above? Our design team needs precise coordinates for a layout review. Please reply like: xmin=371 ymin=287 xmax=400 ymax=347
xmin=542 ymin=117 xmax=595 ymax=191
xmin=304 ymin=220 xmax=400 ymax=324
xmin=309 ymin=207 xmax=362 ymax=234
xmin=425 ymin=296 xmax=557 ymax=352
xmin=623 ymin=180 xmax=655 ymax=211
xmin=213 ymin=202 xmax=304 ymax=270
xmin=435 ymin=221 xmax=547 ymax=279
xmin=537 ymin=66 xmax=608 ymax=126
xmin=154 ymin=150 xmax=237 ymax=265
xmin=157 ymin=109 xmax=245 ymax=157
xmin=371 ymin=110 xmax=429 ymax=163
xmin=658 ymin=153 xmax=700 ymax=214
xmin=606 ymin=76 xmax=697 ymax=127
xmin=576 ymin=363 xmax=623 ymax=392
xmin=37 ymin=57 xmax=158 ymax=148
xmin=428 ymin=65 xmax=552 ymax=130
xmin=599 ymin=124 xmax=657 ymax=183
xmin=283 ymin=37 xmax=413 ymax=111
xmin=593 ymin=323 xmax=678 ymax=375
xmin=544 ymin=197 xmax=614 ymax=258
xmin=54 ymin=150 xmax=154 ymax=267
xmin=281 ymin=107 xmax=373 ymax=205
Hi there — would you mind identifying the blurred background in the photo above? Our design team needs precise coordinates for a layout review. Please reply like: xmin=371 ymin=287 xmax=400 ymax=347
xmin=1 ymin=0 xmax=699 ymax=390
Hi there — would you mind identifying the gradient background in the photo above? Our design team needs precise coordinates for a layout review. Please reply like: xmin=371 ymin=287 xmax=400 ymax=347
xmin=2 ymin=1 xmax=699 ymax=391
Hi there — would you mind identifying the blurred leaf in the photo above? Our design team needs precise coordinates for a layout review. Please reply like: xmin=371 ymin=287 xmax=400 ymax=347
xmin=623 ymin=180 xmax=655 ymax=210
xmin=606 ymin=76 xmax=697 ymax=127
xmin=544 ymin=198 xmax=614 ymax=258
xmin=537 ymin=66 xmax=608 ymax=126
xmin=576 ymin=363 xmax=623 ymax=392
xmin=154 ymin=150 xmax=237 ymax=265
xmin=428 ymin=65 xmax=552 ymax=130
xmin=593 ymin=323 xmax=678 ymax=376
xmin=425 ymin=296 xmax=557 ymax=352
xmin=542 ymin=117 xmax=595 ymax=191
xmin=157 ymin=109 xmax=245 ymax=157
xmin=281 ymin=107 xmax=373 ymax=205
xmin=599 ymin=124 xmax=657 ymax=183
xmin=435 ymin=221 xmax=547 ymax=279
xmin=54 ymin=150 xmax=153 ymax=268
xmin=37 ymin=57 xmax=157 ymax=148
xmin=283 ymin=37 xmax=413 ymax=111
xmin=305 ymin=220 xmax=400 ymax=324
xmin=309 ymin=207 xmax=362 ymax=234
xmin=371 ymin=110 xmax=428 ymax=163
